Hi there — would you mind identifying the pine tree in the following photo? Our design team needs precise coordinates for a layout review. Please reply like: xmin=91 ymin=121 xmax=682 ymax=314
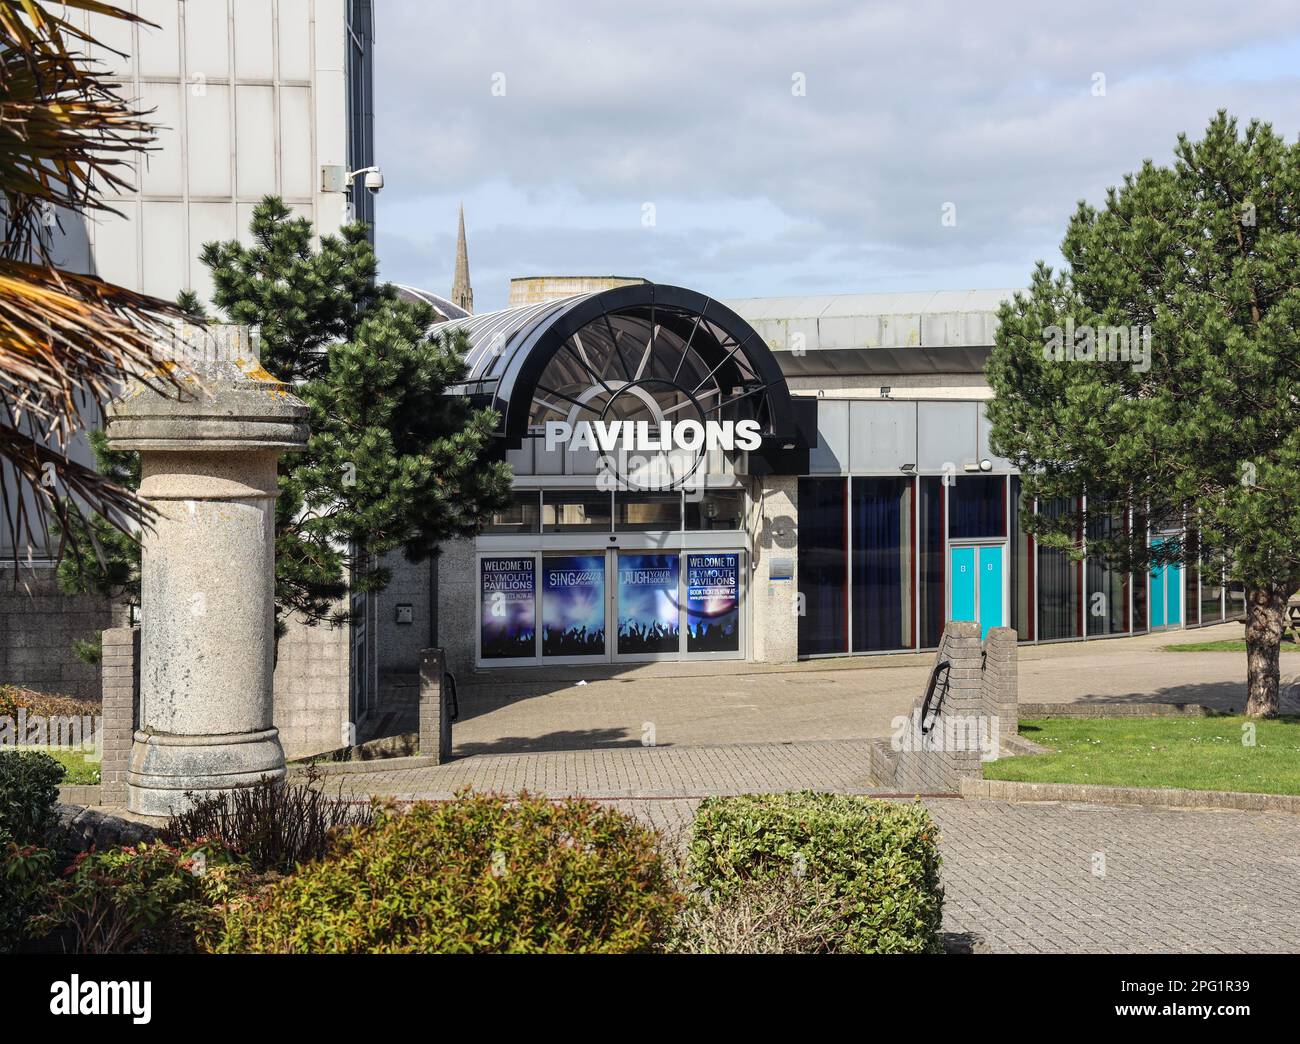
xmin=986 ymin=112 xmax=1300 ymax=717
xmin=60 ymin=197 xmax=512 ymax=637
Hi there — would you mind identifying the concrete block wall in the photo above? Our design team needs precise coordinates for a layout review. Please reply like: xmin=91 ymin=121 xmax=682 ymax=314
xmin=890 ymin=622 xmax=1018 ymax=794
xmin=272 ymin=609 xmax=351 ymax=759
xmin=435 ymin=538 xmax=478 ymax=680
xmin=375 ymin=549 xmax=433 ymax=675
xmin=99 ymin=626 xmax=139 ymax=805
xmin=0 ymin=566 xmax=125 ymax=699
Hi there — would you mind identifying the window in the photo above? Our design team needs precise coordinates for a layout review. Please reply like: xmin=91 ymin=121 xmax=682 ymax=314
xmin=851 ymin=477 xmax=914 ymax=651
xmin=542 ymin=491 xmax=612 ymax=532
xmin=614 ymin=493 xmax=681 ymax=532
xmin=685 ymin=490 xmax=743 ymax=530
xmin=483 ymin=492 xmax=540 ymax=534
xmin=797 ymin=478 xmax=848 ymax=656
xmin=948 ymin=476 xmax=1007 ymax=539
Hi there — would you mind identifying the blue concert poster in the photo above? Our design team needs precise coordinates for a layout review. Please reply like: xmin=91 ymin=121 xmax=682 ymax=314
xmin=542 ymin=555 xmax=606 ymax=656
xmin=479 ymin=557 xmax=536 ymax=658
xmin=685 ymin=552 xmax=739 ymax=652
xmin=617 ymin=553 xmax=680 ymax=654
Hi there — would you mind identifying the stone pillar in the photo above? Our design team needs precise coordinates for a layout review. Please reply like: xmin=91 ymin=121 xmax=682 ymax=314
xmin=106 ymin=347 xmax=308 ymax=817
xmin=752 ymin=475 xmax=799 ymax=664
xmin=419 ymin=648 xmax=452 ymax=764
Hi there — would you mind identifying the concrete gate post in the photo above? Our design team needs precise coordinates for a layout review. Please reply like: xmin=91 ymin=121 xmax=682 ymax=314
xmin=106 ymin=332 xmax=308 ymax=817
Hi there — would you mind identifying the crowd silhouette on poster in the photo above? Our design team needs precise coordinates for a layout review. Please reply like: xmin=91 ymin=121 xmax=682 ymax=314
xmin=543 ymin=624 xmax=607 ymax=656
xmin=617 ymin=618 xmax=680 ymax=654
xmin=687 ymin=616 xmax=738 ymax=652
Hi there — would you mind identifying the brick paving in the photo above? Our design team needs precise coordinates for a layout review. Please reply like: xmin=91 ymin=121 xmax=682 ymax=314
xmin=407 ymin=622 xmax=1295 ymax=759
xmin=320 ymin=739 xmax=1300 ymax=954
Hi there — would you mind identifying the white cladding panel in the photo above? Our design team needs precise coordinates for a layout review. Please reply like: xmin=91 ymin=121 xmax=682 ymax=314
xmin=47 ymin=1 xmax=352 ymax=299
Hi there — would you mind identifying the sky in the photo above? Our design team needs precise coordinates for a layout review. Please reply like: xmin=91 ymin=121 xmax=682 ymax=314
xmin=372 ymin=1 xmax=1300 ymax=313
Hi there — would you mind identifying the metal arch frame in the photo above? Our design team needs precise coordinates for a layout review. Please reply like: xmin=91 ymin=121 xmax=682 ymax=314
xmin=478 ymin=283 xmax=801 ymax=449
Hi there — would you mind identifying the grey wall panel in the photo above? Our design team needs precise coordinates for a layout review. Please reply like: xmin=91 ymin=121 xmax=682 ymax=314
xmin=810 ymin=399 xmax=849 ymax=474
xmin=977 ymin=402 xmax=1016 ymax=471
xmin=849 ymin=400 xmax=917 ymax=473
xmin=917 ymin=401 xmax=978 ymax=472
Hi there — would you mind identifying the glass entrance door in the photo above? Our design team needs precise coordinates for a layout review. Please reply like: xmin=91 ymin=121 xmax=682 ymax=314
xmin=481 ymin=548 xmax=746 ymax=666
xmin=541 ymin=553 xmax=608 ymax=661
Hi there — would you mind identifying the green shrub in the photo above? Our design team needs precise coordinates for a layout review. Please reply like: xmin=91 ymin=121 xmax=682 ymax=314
xmin=686 ymin=792 xmax=944 ymax=954
xmin=0 ymin=750 xmax=64 ymax=847
xmin=217 ymin=791 xmax=681 ymax=953
xmin=670 ymin=871 xmax=850 ymax=954
xmin=0 ymin=841 xmax=55 ymax=952
xmin=162 ymin=769 xmax=377 ymax=874
xmin=36 ymin=840 xmax=244 ymax=954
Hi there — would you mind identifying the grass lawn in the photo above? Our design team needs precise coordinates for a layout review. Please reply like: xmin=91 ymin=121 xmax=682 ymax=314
xmin=12 ymin=746 xmax=101 ymax=785
xmin=1164 ymin=635 xmax=1299 ymax=653
xmin=985 ymin=716 xmax=1300 ymax=795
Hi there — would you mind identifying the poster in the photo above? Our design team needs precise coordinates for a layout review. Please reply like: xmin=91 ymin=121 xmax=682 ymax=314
xmin=686 ymin=553 xmax=740 ymax=653
xmin=479 ymin=557 xmax=536 ymax=658
xmin=542 ymin=555 xmax=606 ymax=657
xmin=617 ymin=553 xmax=680 ymax=654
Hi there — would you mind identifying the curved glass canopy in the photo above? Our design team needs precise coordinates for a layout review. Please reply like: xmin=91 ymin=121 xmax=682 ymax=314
xmin=428 ymin=283 xmax=803 ymax=451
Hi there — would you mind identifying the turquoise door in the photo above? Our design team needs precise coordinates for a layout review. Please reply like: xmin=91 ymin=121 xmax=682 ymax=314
xmin=978 ymin=545 xmax=1004 ymax=636
xmin=950 ymin=546 xmax=976 ymax=623
xmin=949 ymin=544 xmax=1005 ymax=639
xmin=1150 ymin=562 xmax=1165 ymax=628
xmin=1150 ymin=539 xmax=1182 ymax=629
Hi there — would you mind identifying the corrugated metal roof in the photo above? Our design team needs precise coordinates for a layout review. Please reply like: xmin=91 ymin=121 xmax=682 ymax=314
xmin=394 ymin=284 xmax=470 ymax=322
xmin=428 ymin=293 xmax=599 ymax=382
xmin=723 ymin=288 xmax=1019 ymax=353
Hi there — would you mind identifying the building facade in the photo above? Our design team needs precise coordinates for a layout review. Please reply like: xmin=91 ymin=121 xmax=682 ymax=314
xmin=382 ymin=284 xmax=1237 ymax=685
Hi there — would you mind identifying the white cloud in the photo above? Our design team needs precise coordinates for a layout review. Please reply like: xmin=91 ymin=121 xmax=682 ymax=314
xmin=373 ymin=1 xmax=1300 ymax=310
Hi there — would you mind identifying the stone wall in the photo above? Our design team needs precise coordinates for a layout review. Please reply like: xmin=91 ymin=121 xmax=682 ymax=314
xmin=375 ymin=549 xmax=434 ymax=674
xmin=272 ymin=610 xmax=351 ymax=760
xmin=0 ymin=565 xmax=125 ymax=699
xmin=879 ymin=623 xmax=1019 ymax=794
xmin=434 ymin=538 xmax=478 ymax=680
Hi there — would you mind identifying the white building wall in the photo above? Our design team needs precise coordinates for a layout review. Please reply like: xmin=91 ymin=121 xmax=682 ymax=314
xmin=54 ymin=0 xmax=351 ymax=306
xmin=27 ymin=0 xmax=359 ymax=759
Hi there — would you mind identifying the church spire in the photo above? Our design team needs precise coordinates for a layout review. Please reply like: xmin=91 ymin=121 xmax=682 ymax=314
xmin=451 ymin=203 xmax=473 ymax=314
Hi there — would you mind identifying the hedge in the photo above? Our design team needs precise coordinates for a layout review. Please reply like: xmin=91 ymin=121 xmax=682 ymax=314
xmin=686 ymin=792 xmax=944 ymax=953
xmin=216 ymin=791 xmax=681 ymax=953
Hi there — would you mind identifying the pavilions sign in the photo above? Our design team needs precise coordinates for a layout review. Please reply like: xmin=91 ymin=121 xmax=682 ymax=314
xmin=543 ymin=419 xmax=763 ymax=454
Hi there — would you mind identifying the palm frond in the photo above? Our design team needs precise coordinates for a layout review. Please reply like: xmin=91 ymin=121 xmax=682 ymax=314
xmin=0 ymin=0 xmax=187 ymax=565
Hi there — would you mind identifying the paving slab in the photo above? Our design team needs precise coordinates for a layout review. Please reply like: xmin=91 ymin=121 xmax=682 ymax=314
xmin=326 ymin=735 xmax=1300 ymax=954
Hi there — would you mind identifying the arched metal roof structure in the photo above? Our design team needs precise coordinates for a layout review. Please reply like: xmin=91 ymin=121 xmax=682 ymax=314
xmin=428 ymin=282 xmax=805 ymax=453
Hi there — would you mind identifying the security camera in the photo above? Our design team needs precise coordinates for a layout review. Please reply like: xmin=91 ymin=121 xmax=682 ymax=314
xmin=345 ymin=165 xmax=384 ymax=194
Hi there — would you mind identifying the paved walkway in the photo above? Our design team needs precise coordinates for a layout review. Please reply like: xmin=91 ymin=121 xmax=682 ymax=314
xmin=419 ymin=621 xmax=1296 ymax=757
xmin=318 ymin=738 xmax=1300 ymax=954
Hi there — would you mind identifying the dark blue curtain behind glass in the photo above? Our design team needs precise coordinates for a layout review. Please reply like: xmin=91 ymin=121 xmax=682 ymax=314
xmin=919 ymin=477 xmax=945 ymax=648
xmin=948 ymin=476 xmax=1006 ymax=539
xmin=852 ymin=478 xmax=908 ymax=651
xmin=797 ymin=478 xmax=847 ymax=656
